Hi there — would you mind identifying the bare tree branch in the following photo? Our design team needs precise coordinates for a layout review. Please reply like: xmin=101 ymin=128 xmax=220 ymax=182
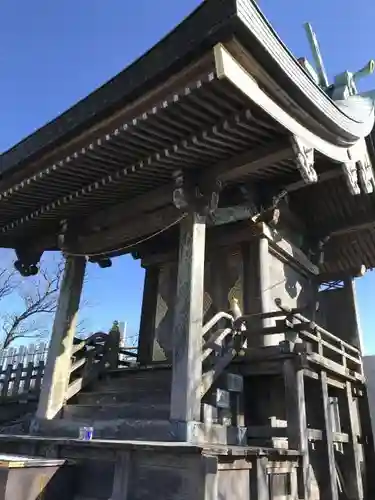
xmin=0 ymin=268 xmax=16 ymax=301
xmin=0 ymin=258 xmax=64 ymax=349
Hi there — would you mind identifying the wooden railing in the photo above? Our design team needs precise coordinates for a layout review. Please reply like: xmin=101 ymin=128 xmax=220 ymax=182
xmin=200 ymin=309 xmax=247 ymax=397
xmin=199 ymin=297 xmax=363 ymax=401
xmin=0 ymin=324 xmax=138 ymax=403
xmin=236 ymin=299 xmax=363 ymax=379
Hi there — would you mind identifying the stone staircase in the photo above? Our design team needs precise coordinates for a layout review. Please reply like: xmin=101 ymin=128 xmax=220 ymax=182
xmin=34 ymin=363 xmax=245 ymax=444
xmin=44 ymin=364 xmax=173 ymax=440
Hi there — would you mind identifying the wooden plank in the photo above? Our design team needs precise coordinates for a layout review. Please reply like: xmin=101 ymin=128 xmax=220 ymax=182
xmin=321 ymin=370 xmax=339 ymax=500
xmin=345 ymin=381 xmax=364 ymax=500
xmin=23 ymin=362 xmax=34 ymax=394
xmin=303 ymin=368 xmax=345 ymax=389
xmin=308 ymin=353 xmax=363 ymax=382
xmin=12 ymin=363 xmax=23 ymax=396
xmin=34 ymin=361 xmax=45 ymax=393
xmin=1 ymin=365 xmax=12 ymax=397
xmin=283 ymin=360 xmax=311 ymax=500
xmin=170 ymin=212 xmax=206 ymax=423
xmin=137 ymin=266 xmax=160 ymax=365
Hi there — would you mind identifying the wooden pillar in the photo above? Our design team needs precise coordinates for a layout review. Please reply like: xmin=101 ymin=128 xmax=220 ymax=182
xmin=256 ymin=457 xmax=269 ymax=500
xmin=170 ymin=212 xmax=206 ymax=426
xmin=321 ymin=371 xmax=339 ymax=500
xmin=36 ymin=256 xmax=86 ymax=420
xmin=111 ymin=451 xmax=131 ymax=500
xmin=242 ymin=236 xmax=275 ymax=348
xmin=343 ymin=277 xmax=364 ymax=353
xmin=137 ymin=266 xmax=159 ymax=365
xmin=283 ymin=359 xmax=311 ymax=500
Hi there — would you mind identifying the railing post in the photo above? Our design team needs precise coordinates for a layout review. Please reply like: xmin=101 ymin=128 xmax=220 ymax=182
xmin=170 ymin=212 xmax=206 ymax=433
xmin=36 ymin=255 xmax=86 ymax=420
xmin=106 ymin=321 xmax=121 ymax=370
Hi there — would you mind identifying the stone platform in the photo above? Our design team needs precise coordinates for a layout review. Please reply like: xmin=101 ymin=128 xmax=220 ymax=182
xmin=0 ymin=435 xmax=300 ymax=500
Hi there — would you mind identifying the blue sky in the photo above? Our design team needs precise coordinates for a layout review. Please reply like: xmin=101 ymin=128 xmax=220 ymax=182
xmin=0 ymin=0 xmax=375 ymax=350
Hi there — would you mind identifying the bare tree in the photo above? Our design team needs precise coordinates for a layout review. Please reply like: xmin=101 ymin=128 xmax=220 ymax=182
xmin=0 ymin=268 xmax=16 ymax=302
xmin=0 ymin=259 xmax=64 ymax=349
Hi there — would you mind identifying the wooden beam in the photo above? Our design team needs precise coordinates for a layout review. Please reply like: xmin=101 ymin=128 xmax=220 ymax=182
xmin=84 ymin=184 xmax=172 ymax=234
xmin=170 ymin=212 xmax=206 ymax=425
xmin=73 ymin=205 xmax=180 ymax=254
xmin=201 ymin=139 xmax=293 ymax=184
xmin=36 ymin=256 xmax=86 ymax=420
xmin=321 ymin=370 xmax=339 ymax=500
xmin=80 ymin=139 xmax=291 ymax=239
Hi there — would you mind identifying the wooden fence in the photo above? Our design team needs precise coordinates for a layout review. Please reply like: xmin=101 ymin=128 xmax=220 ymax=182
xmin=0 ymin=343 xmax=48 ymax=370
xmin=0 ymin=343 xmax=48 ymax=400
xmin=0 ymin=338 xmax=138 ymax=401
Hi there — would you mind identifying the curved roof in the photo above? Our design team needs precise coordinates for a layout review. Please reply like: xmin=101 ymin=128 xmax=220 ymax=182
xmin=0 ymin=0 xmax=372 ymax=179
xmin=1 ymin=0 xmax=375 ymax=275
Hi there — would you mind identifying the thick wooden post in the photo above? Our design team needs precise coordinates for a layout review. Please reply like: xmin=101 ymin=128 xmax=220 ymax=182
xmin=36 ymin=256 xmax=86 ymax=420
xmin=242 ymin=235 xmax=275 ymax=347
xmin=170 ymin=212 xmax=206 ymax=426
xmin=137 ymin=266 xmax=159 ymax=365
xmin=283 ymin=360 xmax=311 ymax=499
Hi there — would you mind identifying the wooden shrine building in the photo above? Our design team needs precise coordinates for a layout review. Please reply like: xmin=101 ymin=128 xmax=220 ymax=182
xmin=1 ymin=1 xmax=375 ymax=499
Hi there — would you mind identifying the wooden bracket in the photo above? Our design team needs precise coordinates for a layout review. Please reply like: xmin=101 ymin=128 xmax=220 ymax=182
xmin=291 ymin=135 xmax=317 ymax=184
xmin=172 ymin=169 xmax=221 ymax=215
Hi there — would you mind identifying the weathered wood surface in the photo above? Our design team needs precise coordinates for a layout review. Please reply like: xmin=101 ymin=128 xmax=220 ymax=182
xmin=37 ymin=256 xmax=86 ymax=420
xmin=170 ymin=213 xmax=206 ymax=424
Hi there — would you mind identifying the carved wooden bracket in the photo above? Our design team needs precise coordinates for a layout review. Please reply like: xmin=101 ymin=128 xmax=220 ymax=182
xmin=342 ymin=161 xmax=360 ymax=195
xmin=344 ymin=139 xmax=375 ymax=195
xmin=291 ymin=136 xmax=318 ymax=184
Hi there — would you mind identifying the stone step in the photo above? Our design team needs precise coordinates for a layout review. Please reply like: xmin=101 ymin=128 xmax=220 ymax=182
xmin=35 ymin=417 xmax=246 ymax=445
xmin=36 ymin=417 xmax=177 ymax=441
xmin=77 ymin=388 xmax=170 ymax=406
xmin=95 ymin=368 xmax=171 ymax=392
xmin=63 ymin=402 xmax=170 ymax=421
